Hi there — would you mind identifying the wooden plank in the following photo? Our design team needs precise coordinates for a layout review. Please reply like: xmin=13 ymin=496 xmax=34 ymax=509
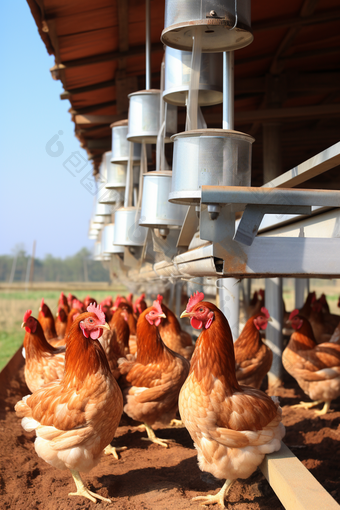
xmin=260 ymin=443 xmax=340 ymax=510
xmin=70 ymin=100 xmax=117 ymax=116
xmin=60 ymin=80 xmax=116 ymax=99
xmin=252 ymin=8 xmax=340 ymax=32
xmin=59 ymin=42 xmax=163 ymax=69
xmin=235 ymin=103 xmax=340 ymax=123
xmin=74 ymin=114 xmax=124 ymax=125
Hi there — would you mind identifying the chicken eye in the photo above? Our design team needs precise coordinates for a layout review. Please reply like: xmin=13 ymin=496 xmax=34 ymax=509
xmin=199 ymin=308 xmax=204 ymax=312
xmin=89 ymin=318 xmax=94 ymax=323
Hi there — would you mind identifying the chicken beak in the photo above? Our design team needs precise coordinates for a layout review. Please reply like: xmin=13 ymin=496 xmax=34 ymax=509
xmin=159 ymin=313 xmax=166 ymax=319
xmin=21 ymin=322 xmax=26 ymax=329
xmin=267 ymin=317 xmax=273 ymax=322
xmin=180 ymin=310 xmax=191 ymax=319
xmin=100 ymin=322 xmax=111 ymax=331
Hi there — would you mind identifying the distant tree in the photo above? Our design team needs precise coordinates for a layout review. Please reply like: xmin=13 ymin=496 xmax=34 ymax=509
xmin=0 ymin=247 xmax=110 ymax=282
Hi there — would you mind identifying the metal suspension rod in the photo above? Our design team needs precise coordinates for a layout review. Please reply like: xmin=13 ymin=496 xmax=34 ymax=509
xmin=145 ymin=0 xmax=151 ymax=90
xmin=223 ymin=52 xmax=234 ymax=130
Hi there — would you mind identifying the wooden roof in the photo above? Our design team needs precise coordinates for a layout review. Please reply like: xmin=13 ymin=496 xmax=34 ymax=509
xmin=27 ymin=0 xmax=340 ymax=186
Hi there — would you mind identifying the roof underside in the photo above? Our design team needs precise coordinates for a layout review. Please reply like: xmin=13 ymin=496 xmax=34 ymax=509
xmin=27 ymin=0 xmax=340 ymax=187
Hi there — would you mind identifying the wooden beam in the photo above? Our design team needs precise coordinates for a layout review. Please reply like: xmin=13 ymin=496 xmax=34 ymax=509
xmin=69 ymin=100 xmax=117 ymax=115
xmin=85 ymin=138 xmax=112 ymax=150
xmin=260 ymin=443 xmax=339 ymax=510
xmin=74 ymin=114 xmax=125 ymax=125
xmin=252 ymin=7 xmax=340 ymax=32
xmin=235 ymin=103 xmax=340 ymax=123
xmin=60 ymin=80 xmax=116 ymax=100
xmin=59 ymin=42 xmax=164 ymax=69
xmin=270 ymin=0 xmax=319 ymax=74
xmin=235 ymin=72 xmax=340 ymax=95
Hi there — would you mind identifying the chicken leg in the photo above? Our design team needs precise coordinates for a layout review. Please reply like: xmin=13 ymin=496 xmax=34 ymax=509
xmin=69 ymin=469 xmax=111 ymax=503
xmin=104 ymin=444 xmax=127 ymax=459
xmin=193 ymin=479 xmax=234 ymax=509
xmin=141 ymin=423 xmax=175 ymax=448
xmin=292 ymin=399 xmax=331 ymax=415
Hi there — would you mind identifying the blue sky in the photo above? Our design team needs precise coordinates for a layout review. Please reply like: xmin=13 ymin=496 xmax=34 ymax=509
xmin=0 ymin=2 xmax=96 ymax=259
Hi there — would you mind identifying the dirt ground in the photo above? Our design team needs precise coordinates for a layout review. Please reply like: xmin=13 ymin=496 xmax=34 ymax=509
xmin=0 ymin=352 xmax=339 ymax=510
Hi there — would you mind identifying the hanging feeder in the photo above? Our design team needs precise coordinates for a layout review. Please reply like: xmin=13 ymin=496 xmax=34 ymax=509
xmin=139 ymin=171 xmax=188 ymax=234
xmin=163 ymin=46 xmax=223 ymax=106
xmin=93 ymin=199 xmax=112 ymax=218
xmin=168 ymin=129 xmax=254 ymax=205
xmin=110 ymin=120 xmax=141 ymax=163
xmin=161 ymin=0 xmax=253 ymax=52
xmin=88 ymin=220 xmax=103 ymax=240
xmin=94 ymin=240 xmax=111 ymax=261
xmin=106 ymin=162 xmax=140 ymax=193
xmin=113 ymin=207 xmax=148 ymax=247
xmin=127 ymin=90 xmax=177 ymax=143
xmin=99 ymin=188 xmax=124 ymax=205
xmin=101 ymin=224 xmax=124 ymax=254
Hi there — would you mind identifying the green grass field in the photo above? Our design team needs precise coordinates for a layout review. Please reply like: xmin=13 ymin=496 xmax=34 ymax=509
xmin=0 ymin=287 xmax=126 ymax=371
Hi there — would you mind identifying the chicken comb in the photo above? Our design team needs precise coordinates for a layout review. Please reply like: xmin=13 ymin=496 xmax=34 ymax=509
xmin=87 ymin=303 xmax=106 ymax=324
xmin=259 ymin=289 xmax=265 ymax=299
xmin=312 ymin=301 xmax=322 ymax=312
xmin=23 ymin=309 xmax=32 ymax=322
xmin=140 ymin=293 xmax=146 ymax=300
xmin=152 ymin=299 xmax=163 ymax=315
xmin=186 ymin=291 xmax=205 ymax=312
xmin=40 ymin=298 xmax=44 ymax=307
xmin=289 ymin=309 xmax=300 ymax=320
xmin=72 ymin=299 xmax=83 ymax=310
xmin=261 ymin=307 xmax=270 ymax=319
xmin=157 ymin=294 xmax=163 ymax=304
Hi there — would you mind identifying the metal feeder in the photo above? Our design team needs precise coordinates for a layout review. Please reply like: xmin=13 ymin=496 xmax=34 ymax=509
xmin=93 ymin=199 xmax=112 ymax=218
xmin=127 ymin=90 xmax=177 ymax=143
xmin=94 ymin=241 xmax=110 ymax=261
xmin=161 ymin=0 xmax=253 ymax=52
xmin=99 ymin=188 xmax=124 ymax=205
xmin=106 ymin=162 xmax=140 ymax=193
xmin=169 ymin=129 xmax=254 ymax=205
xmin=101 ymin=224 xmax=124 ymax=254
xmin=139 ymin=171 xmax=188 ymax=234
xmin=110 ymin=120 xmax=141 ymax=163
xmin=163 ymin=46 xmax=223 ymax=106
xmin=88 ymin=220 xmax=103 ymax=240
xmin=114 ymin=207 xmax=148 ymax=246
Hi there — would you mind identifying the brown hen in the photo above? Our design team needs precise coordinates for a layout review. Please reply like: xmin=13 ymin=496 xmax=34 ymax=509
xmin=179 ymin=292 xmax=284 ymax=508
xmin=15 ymin=304 xmax=123 ymax=503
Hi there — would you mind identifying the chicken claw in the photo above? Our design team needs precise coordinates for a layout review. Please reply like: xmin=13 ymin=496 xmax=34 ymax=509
xmin=291 ymin=399 xmax=332 ymax=415
xmin=193 ymin=479 xmax=234 ymax=509
xmin=141 ymin=422 xmax=175 ymax=448
xmin=69 ymin=469 xmax=111 ymax=503
xmin=104 ymin=444 xmax=128 ymax=459
xmin=169 ymin=419 xmax=184 ymax=427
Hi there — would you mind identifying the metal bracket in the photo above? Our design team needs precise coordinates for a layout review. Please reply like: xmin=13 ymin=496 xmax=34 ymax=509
xmin=234 ymin=204 xmax=311 ymax=246
xmin=201 ymin=185 xmax=340 ymax=246
xmin=200 ymin=204 xmax=235 ymax=243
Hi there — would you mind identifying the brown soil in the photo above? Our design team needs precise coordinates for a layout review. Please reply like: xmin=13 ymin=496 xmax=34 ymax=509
xmin=0 ymin=351 xmax=339 ymax=510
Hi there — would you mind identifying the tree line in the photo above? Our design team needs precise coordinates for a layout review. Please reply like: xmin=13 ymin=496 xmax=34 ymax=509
xmin=0 ymin=248 xmax=110 ymax=283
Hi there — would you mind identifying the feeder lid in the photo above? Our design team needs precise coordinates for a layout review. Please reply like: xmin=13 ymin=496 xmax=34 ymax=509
xmin=110 ymin=119 xmax=128 ymax=129
xmin=143 ymin=170 xmax=173 ymax=177
xmin=171 ymin=128 xmax=255 ymax=144
xmin=128 ymin=89 xmax=161 ymax=98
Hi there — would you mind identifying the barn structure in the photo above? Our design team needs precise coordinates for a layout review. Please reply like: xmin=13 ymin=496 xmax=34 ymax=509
xmin=25 ymin=0 xmax=340 ymax=508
